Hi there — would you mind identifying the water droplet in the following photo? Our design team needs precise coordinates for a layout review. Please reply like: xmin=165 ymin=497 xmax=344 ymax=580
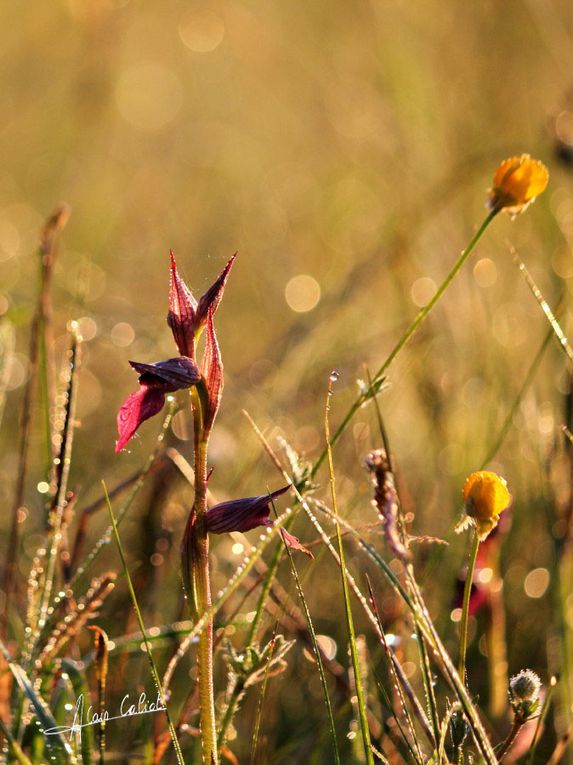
xmin=329 ymin=370 xmax=339 ymax=383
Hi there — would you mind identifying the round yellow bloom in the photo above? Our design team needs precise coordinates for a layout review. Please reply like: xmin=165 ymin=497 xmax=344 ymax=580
xmin=455 ymin=471 xmax=511 ymax=540
xmin=488 ymin=154 xmax=549 ymax=215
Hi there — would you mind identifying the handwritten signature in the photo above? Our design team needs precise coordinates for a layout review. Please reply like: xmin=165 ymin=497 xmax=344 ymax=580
xmin=44 ymin=691 xmax=166 ymax=737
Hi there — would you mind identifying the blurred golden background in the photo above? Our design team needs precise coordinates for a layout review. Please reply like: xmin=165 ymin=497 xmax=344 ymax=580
xmin=2 ymin=1 xmax=573 ymax=760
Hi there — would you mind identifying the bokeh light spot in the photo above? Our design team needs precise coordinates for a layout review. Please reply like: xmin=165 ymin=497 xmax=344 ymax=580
xmin=111 ymin=322 xmax=135 ymax=347
xmin=473 ymin=257 xmax=497 ymax=288
xmin=179 ymin=9 xmax=225 ymax=53
xmin=115 ymin=62 xmax=182 ymax=132
xmin=524 ymin=567 xmax=550 ymax=599
xmin=410 ymin=277 xmax=436 ymax=307
xmin=284 ymin=274 xmax=321 ymax=313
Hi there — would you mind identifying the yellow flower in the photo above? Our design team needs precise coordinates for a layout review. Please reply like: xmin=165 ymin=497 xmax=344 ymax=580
xmin=488 ymin=154 xmax=549 ymax=215
xmin=455 ymin=471 xmax=511 ymax=540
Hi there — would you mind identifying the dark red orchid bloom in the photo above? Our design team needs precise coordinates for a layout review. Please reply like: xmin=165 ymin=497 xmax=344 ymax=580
xmin=205 ymin=486 xmax=313 ymax=557
xmin=115 ymin=252 xmax=235 ymax=452
xmin=116 ymin=357 xmax=201 ymax=452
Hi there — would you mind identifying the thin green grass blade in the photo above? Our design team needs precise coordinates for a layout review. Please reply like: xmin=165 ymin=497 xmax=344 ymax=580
xmin=249 ymin=625 xmax=277 ymax=765
xmin=61 ymin=659 xmax=93 ymax=765
xmin=103 ymin=483 xmax=185 ymax=765
xmin=279 ymin=504 xmax=341 ymax=765
xmin=413 ymin=622 xmax=440 ymax=754
xmin=6 ymin=658 xmax=75 ymax=762
xmin=0 ymin=716 xmax=33 ymax=765
xmin=513 ymin=251 xmax=573 ymax=363
xmin=366 ymin=577 xmax=430 ymax=760
xmin=373 ymin=675 xmax=418 ymax=765
xmin=325 ymin=378 xmax=374 ymax=765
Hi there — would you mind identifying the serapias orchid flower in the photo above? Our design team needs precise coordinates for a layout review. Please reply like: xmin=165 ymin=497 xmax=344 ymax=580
xmin=115 ymin=251 xmax=235 ymax=452
xmin=205 ymin=486 xmax=313 ymax=556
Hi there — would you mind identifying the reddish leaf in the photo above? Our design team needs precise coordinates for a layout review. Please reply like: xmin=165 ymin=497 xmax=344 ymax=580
xmin=115 ymin=385 xmax=167 ymax=453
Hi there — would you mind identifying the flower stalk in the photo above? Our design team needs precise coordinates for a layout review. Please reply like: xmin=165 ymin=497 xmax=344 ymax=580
xmin=187 ymin=385 xmax=218 ymax=764
xmin=457 ymin=528 xmax=480 ymax=681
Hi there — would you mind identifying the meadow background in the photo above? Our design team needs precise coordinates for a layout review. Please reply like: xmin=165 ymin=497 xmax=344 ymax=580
xmin=1 ymin=1 xmax=573 ymax=762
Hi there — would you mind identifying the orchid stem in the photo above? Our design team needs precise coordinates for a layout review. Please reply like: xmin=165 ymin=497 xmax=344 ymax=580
xmin=458 ymin=529 xmax=480 ymax=681
xmin=186 ymin=389 xmax=218 ymax=765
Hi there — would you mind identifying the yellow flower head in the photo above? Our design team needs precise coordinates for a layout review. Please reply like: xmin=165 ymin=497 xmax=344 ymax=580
xmin=488 ymin=154 xmax=549 ymax=215
xmin=455 ymin=471 xmax=511 ymax=541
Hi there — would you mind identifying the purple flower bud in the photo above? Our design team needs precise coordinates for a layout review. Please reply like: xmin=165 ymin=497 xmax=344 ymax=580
xmin=205 ymin=486 xmax=312 ymax=557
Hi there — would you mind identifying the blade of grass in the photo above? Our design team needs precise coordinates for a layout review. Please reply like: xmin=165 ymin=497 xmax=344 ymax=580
xmin=325 ymin=375 xmax=374 ymax=765
xmin=366 ymin=577 xmax=429 ymax=762
xmin=512 ymin=249 xmax=573 ymax=365
xmin=1 ymin=206 xmax=70 ymax=634
xmin=249 ymin=625 xmax=278 ymax=765
xmin=61 ymin=659 xmax=93 ymax=765
xmin=103 ymin=482 xmax=185 ymax=765
xmin=0 ymin=716 xmax=33 ymax=765
xmin=413 ymin=622 xmax=440 ymax=756
xmin=0 ymin=641 xmax=75 ymax=762
xmin=277 ymin=499 xmax=341 ymax=765
xmin=23 ymin=326 xmax=82 ymax=669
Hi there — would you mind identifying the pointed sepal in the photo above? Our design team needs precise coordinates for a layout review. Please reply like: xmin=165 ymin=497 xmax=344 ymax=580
xmin=167 ymin=250 xmax=197 ymax=357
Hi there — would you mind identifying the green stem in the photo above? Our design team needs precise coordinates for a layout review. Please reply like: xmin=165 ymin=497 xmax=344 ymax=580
xmin=217 ymin=678 xmax=244 ymax=750
xmin=185 ymin=389 xmax=218 ymax=765
xmin=311 ymin=208 xmax=498 ymax=479
xmin=458 ymin=529 xmax=480 ymax=681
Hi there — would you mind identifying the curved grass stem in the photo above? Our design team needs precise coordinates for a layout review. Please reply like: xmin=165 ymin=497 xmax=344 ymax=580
xmin=311 ymin=208 xmax=498 ymax=480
